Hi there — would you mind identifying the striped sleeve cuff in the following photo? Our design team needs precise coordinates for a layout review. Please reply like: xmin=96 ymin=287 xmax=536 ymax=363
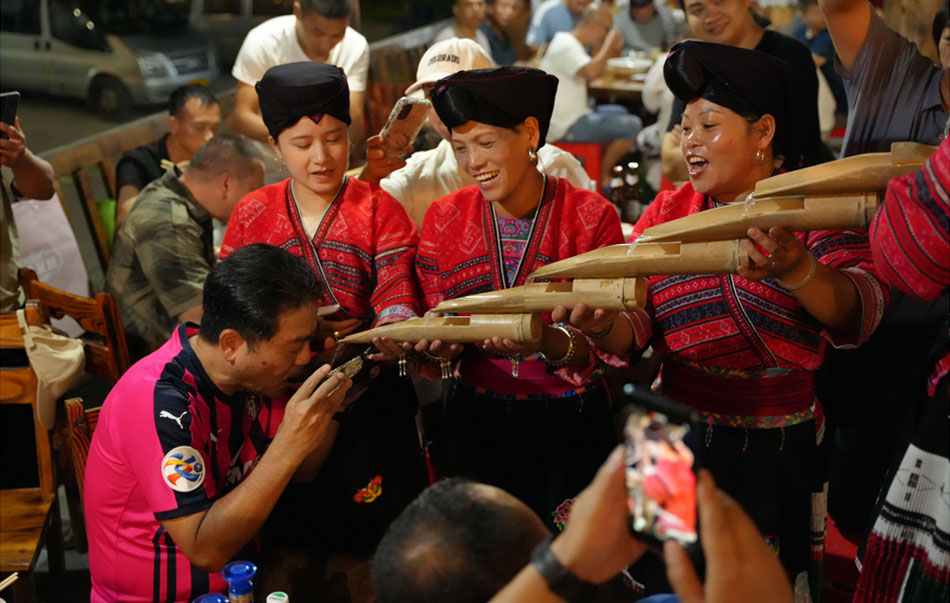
xmin=824 ymin=267 xmax=887 ymax=349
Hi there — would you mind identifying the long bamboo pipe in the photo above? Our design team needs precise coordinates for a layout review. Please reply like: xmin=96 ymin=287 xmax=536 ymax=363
xmin=339 ymin=314 xmax=543 ymax=345
xmin=637 ymin=193 xmax=879 ymax=243
xmin=530 ymin=240 xmax=749 ymax=279
xmin=430 ymin=279 xmax=646 ymax=314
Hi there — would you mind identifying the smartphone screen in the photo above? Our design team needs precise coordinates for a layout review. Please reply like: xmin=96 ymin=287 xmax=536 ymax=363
xmin=0 ymin=91 xmax=20 ymax=140
xmin=623 ymin=397 xmax=698 ymax=546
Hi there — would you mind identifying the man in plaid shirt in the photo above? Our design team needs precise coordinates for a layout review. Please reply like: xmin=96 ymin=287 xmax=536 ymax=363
xmin=106 ymin=134 xmax=264 ymax=359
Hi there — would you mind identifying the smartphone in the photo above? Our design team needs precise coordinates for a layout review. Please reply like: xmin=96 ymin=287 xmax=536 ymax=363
xmin=0 ymin=91 xmax=20 ymax=140
xmin=622 ymin=384 xmax=699 ymax=548
xmin=378 ymin=97 xmax=430 ymax=158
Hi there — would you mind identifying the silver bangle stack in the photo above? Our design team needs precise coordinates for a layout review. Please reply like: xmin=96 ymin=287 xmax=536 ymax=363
xmin=541 ymin=323 xmax=577 ymax=367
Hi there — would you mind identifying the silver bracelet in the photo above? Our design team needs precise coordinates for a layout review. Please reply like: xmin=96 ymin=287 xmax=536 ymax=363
xmin=541 ymin=323 xmax=577 ymax=367
xmin=777 ymin=253 xmax=818 ymax=291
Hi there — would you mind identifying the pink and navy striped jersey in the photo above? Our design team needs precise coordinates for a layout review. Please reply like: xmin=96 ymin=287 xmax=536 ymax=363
xmin=86 ymin=324 xmax=284 ymax=602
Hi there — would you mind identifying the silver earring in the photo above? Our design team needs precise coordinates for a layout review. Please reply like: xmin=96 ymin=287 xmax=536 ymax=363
xmin=528 ymin=147 xmax=538 ymax=165
xmin=755 ymin=149 xmax=765 ymax=165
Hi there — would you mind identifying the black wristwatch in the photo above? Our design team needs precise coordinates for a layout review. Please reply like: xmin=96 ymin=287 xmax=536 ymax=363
xmin=529 ymin=536 xmax=597 ymax=602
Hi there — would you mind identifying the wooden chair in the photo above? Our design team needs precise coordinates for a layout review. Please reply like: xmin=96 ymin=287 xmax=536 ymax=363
xmin=19 ymin=268 xmax=131 ymax=382
xmin=17 ymin=268 xmax=130 ymax=555
xmin=0 ymin=317 xmax=65 ymax=601
xmin=62 ymin=399 xmax=99 ymax=526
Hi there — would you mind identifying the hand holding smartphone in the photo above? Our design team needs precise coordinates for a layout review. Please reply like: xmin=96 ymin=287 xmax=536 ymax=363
xmin=378 ymin=97 xmax=430 ymax=158
xmin=0 ymin=91 xmax=21 ymax=140
xmin=622 ymin=385 xmax=699 ymax=549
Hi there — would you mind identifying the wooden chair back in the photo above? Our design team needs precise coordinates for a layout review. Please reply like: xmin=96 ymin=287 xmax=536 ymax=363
xmin=62 ymin=397 xmax=101 ymax=555
xmin=19 ymin=268 xmax=131 ymax=382
xmin=0 ymin=313 xmax=53 ymax=496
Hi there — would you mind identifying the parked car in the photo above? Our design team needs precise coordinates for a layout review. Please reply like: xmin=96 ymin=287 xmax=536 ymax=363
xmin=0 ymin=0 xmax=220 ymax=119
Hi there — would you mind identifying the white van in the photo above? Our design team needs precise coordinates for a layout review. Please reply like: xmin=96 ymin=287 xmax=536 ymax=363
xmin=0 ymin=0 xmax=220 ymax=119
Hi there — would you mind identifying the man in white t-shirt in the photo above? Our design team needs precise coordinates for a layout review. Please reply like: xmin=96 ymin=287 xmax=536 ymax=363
xmin=229 ymin=0 xmax=368 ymax=150
xmin=358 ymin=38 xmax=594 ymax=229
xmin=541 ymin=3 xmax=641 ymax=187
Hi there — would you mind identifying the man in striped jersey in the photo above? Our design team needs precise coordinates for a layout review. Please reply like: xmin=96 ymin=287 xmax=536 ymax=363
xmin=85 ymin=243 xmax=352 ymax=602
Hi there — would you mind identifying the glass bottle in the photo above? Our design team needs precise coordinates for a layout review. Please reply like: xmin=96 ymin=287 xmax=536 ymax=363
xmin=222 ymin=561 xmax=257 ymax=603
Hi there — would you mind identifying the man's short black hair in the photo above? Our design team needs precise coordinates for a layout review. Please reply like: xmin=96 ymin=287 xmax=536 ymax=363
xmin=934 ymin=1 xmax=949 ymax=48
xmin=168 ymin=84 xmax=218 ymax=116
xmin=186 ymin=133 xmax=262 ymax=180
xmin=299 ymin=0 xmax=351 ymax=19
xmin=372 ymin=478 xmax=547 ymax=603
xmin=798 ymin=0 xmax=818 ymax=10
xmin=199 ymin=244 xmax=322 ymax=349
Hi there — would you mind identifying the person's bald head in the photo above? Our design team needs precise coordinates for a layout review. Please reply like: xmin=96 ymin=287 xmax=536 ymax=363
xmin=372 ymin=479 xmax=550 ymax=603
xmin=575 ymin=2 xmax=613 ymax=47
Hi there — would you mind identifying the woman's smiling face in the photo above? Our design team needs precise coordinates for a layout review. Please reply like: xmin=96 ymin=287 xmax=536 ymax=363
xmin=680 ymin=97 xmax=770 ymax=203
xmin=449 ymin=119 xmax=538 ymax=205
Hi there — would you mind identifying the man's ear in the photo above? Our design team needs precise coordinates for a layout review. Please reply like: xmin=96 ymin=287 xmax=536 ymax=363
xmin=219 ymin=328 xmax=244 ymax=364
xmin=168 ymin=114 xmax=180 ymax=136
xmin=219 ymin=170 xmax=234 ymax=198
xmin=292 ymin=1 xmax=303 ymax=21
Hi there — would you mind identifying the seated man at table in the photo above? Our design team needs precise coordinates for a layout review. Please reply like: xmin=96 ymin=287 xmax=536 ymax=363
xmin=115 ymin=85 xmax=221 ymax=226
xmin=106 ymin=134 xmax=264 ymax=360
xmin=362 ymin=37 xmax=593 ymax=229
xmin=615 ymin=0 xmax=682 ymax=54
xmin=527 ymin=0 xmax=593 ymax=47
xmin=480 ymin=0 xmax=522 ymax=65
xmin=229 ymin=0 xmax=368 ymax=150
xmin=434 ymin=0 xmax=492 ymax=55
xmin=540 ymin=2 xmax=641 ymax=189
xmin=86 ymin=244 xmax=353 ymax=602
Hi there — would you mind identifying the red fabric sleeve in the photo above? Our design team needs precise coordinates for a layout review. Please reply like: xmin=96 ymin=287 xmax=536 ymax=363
xmin=370 ymin=188 xmax=422 ymax=324
xmin=871 ymin=137 xmax=950 ymax=300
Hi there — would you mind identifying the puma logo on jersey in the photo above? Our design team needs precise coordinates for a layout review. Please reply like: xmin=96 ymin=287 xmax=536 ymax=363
xmin=159 ymin=410 xmax=188 ymax=430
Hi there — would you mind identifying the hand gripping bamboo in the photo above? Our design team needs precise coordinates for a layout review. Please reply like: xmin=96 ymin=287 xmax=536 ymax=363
xmin=338 ymin=314 xmax=543 ymax=345
xmin=430 ymin=279 xmax=646 ymax=314
xmin=529 ymin=241 xmax=750 ymax=279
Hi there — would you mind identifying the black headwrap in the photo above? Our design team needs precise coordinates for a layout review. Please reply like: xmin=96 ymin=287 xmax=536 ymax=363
xmin=430 ymin=66 xmax=559 ymax=147
xmin=256 ymin=62 xmax=351 ymax=141
xmin=664 ymin=40 xmax=809 ymax=170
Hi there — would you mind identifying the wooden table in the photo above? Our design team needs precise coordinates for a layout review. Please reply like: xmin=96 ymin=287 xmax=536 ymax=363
xmin=589 ymin=75 xmax=646 ymax=104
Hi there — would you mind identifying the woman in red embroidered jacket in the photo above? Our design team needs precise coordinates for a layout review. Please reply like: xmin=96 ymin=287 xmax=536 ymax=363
xmin=388 ymin=66 xmax=626 ymax=522
xmin=556 ymin=42 xmax=888 ymax=598
xmin=220 ymin=62 xmax=426 ymax=555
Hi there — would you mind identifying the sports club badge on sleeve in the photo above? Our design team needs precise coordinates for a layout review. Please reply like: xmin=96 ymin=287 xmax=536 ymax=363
xmin=161 ymin=446 xmax=206 ymax=492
